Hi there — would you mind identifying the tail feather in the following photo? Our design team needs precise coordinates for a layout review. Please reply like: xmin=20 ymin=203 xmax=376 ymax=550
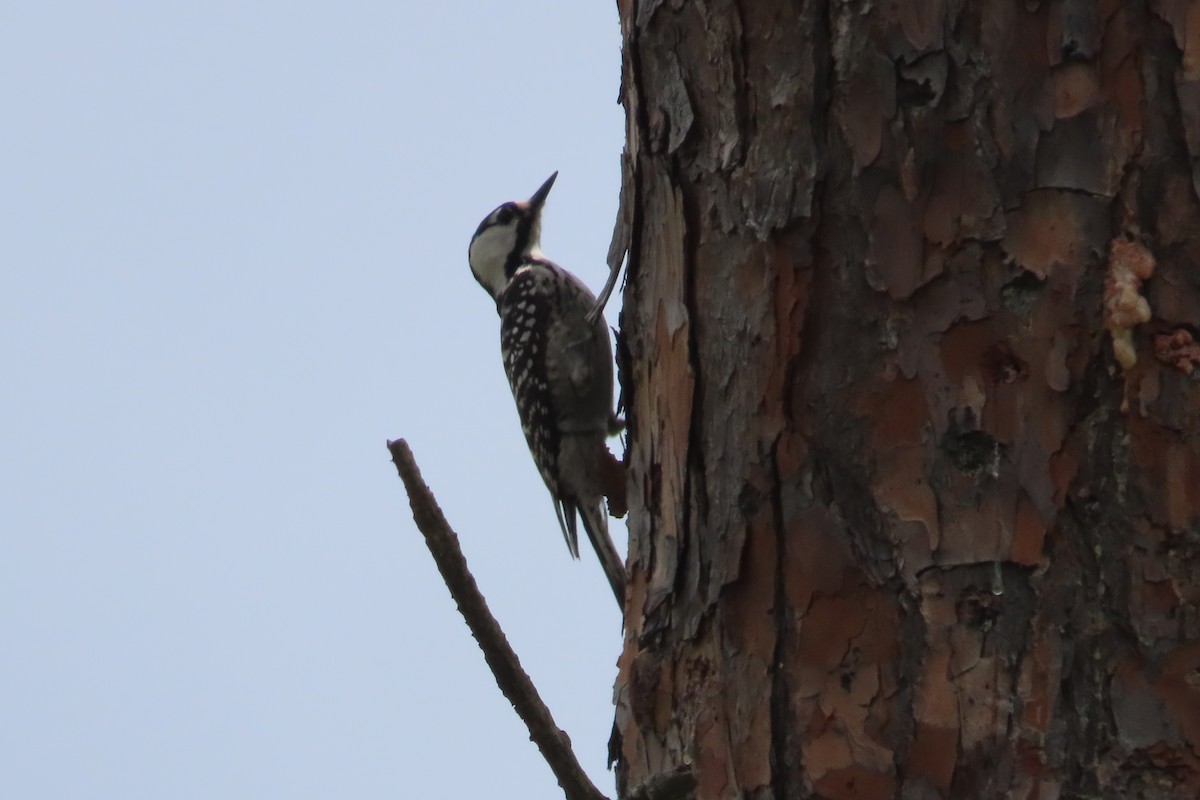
xmin=553 ymin=499 xmax=581 ymax=558
xmin=578 ymin=501 xmax=627 ymax=608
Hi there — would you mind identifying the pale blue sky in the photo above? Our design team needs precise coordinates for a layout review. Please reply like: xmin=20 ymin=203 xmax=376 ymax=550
xmin=2 ymin=2 xmax=626 ymax=797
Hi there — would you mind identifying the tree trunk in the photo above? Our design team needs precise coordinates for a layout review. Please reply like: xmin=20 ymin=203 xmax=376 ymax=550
xmin=611 ymin=2 xmax=1200 ymax=798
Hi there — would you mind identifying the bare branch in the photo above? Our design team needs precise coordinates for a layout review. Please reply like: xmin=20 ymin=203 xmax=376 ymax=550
xmin=387 ymin=438 xmax=611 ymax=800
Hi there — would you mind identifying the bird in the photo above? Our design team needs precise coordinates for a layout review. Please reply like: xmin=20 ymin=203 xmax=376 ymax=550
xmin=467 ymin=172 xmax=627 ymax=606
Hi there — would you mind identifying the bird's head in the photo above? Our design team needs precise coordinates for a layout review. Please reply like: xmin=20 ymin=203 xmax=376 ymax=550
xmin=468 ymin=171 xmax=557 ymax=299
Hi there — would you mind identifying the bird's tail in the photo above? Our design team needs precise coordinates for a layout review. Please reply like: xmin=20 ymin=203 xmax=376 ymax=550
xmin=579 ymin=500 xmax=626 ymax=608
xmin=553 ymin=499 xmax=581 ymax=559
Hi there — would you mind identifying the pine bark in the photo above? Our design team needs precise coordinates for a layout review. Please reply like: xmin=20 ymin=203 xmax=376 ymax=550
xmin=611 ymin=2 xmax=1200 ymax=798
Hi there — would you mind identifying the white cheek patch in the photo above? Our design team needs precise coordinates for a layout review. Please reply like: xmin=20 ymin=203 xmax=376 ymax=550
xmin=469 ymin=225 xmax=519 ymax=296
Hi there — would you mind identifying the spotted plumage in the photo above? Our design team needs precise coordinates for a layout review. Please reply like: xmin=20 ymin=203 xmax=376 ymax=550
xmin=468 ymin=173 xmax=626 ymax=606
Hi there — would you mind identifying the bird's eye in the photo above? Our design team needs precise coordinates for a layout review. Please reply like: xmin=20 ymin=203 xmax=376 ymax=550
xmin=495 ymin=206 xmax=514 ymax=225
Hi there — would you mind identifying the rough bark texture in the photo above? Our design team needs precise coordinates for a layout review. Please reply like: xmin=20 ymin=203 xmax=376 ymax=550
xmin=611 ymin=2 xmax=1200 ymax=799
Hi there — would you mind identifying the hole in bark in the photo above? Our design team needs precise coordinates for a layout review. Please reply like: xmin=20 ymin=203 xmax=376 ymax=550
xmin=897 ymin=78 xmax=937 ymax=107
xmin=982 ymin=342 xmax=1029 ymax=385
xmin=1000 ymin=270 xmax=1046 ymax=316
xmin=942 ymin=422 xmax=1005 ymax=475
xmin=956 ymin=586 xmax=1002 ymax=629
xmin=897 ymin=53 xmax=947 ymax=107
xmin=738 ymin=481 xmax=764 ymax=518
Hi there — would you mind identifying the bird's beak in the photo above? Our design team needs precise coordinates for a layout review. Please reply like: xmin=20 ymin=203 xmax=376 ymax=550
xmin=528 ymin=171 xmax=558 ymax=211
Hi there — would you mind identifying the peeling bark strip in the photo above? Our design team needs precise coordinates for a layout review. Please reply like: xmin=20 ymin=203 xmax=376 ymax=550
xmin=613 ymin=2 xmax=1200 ymax=799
